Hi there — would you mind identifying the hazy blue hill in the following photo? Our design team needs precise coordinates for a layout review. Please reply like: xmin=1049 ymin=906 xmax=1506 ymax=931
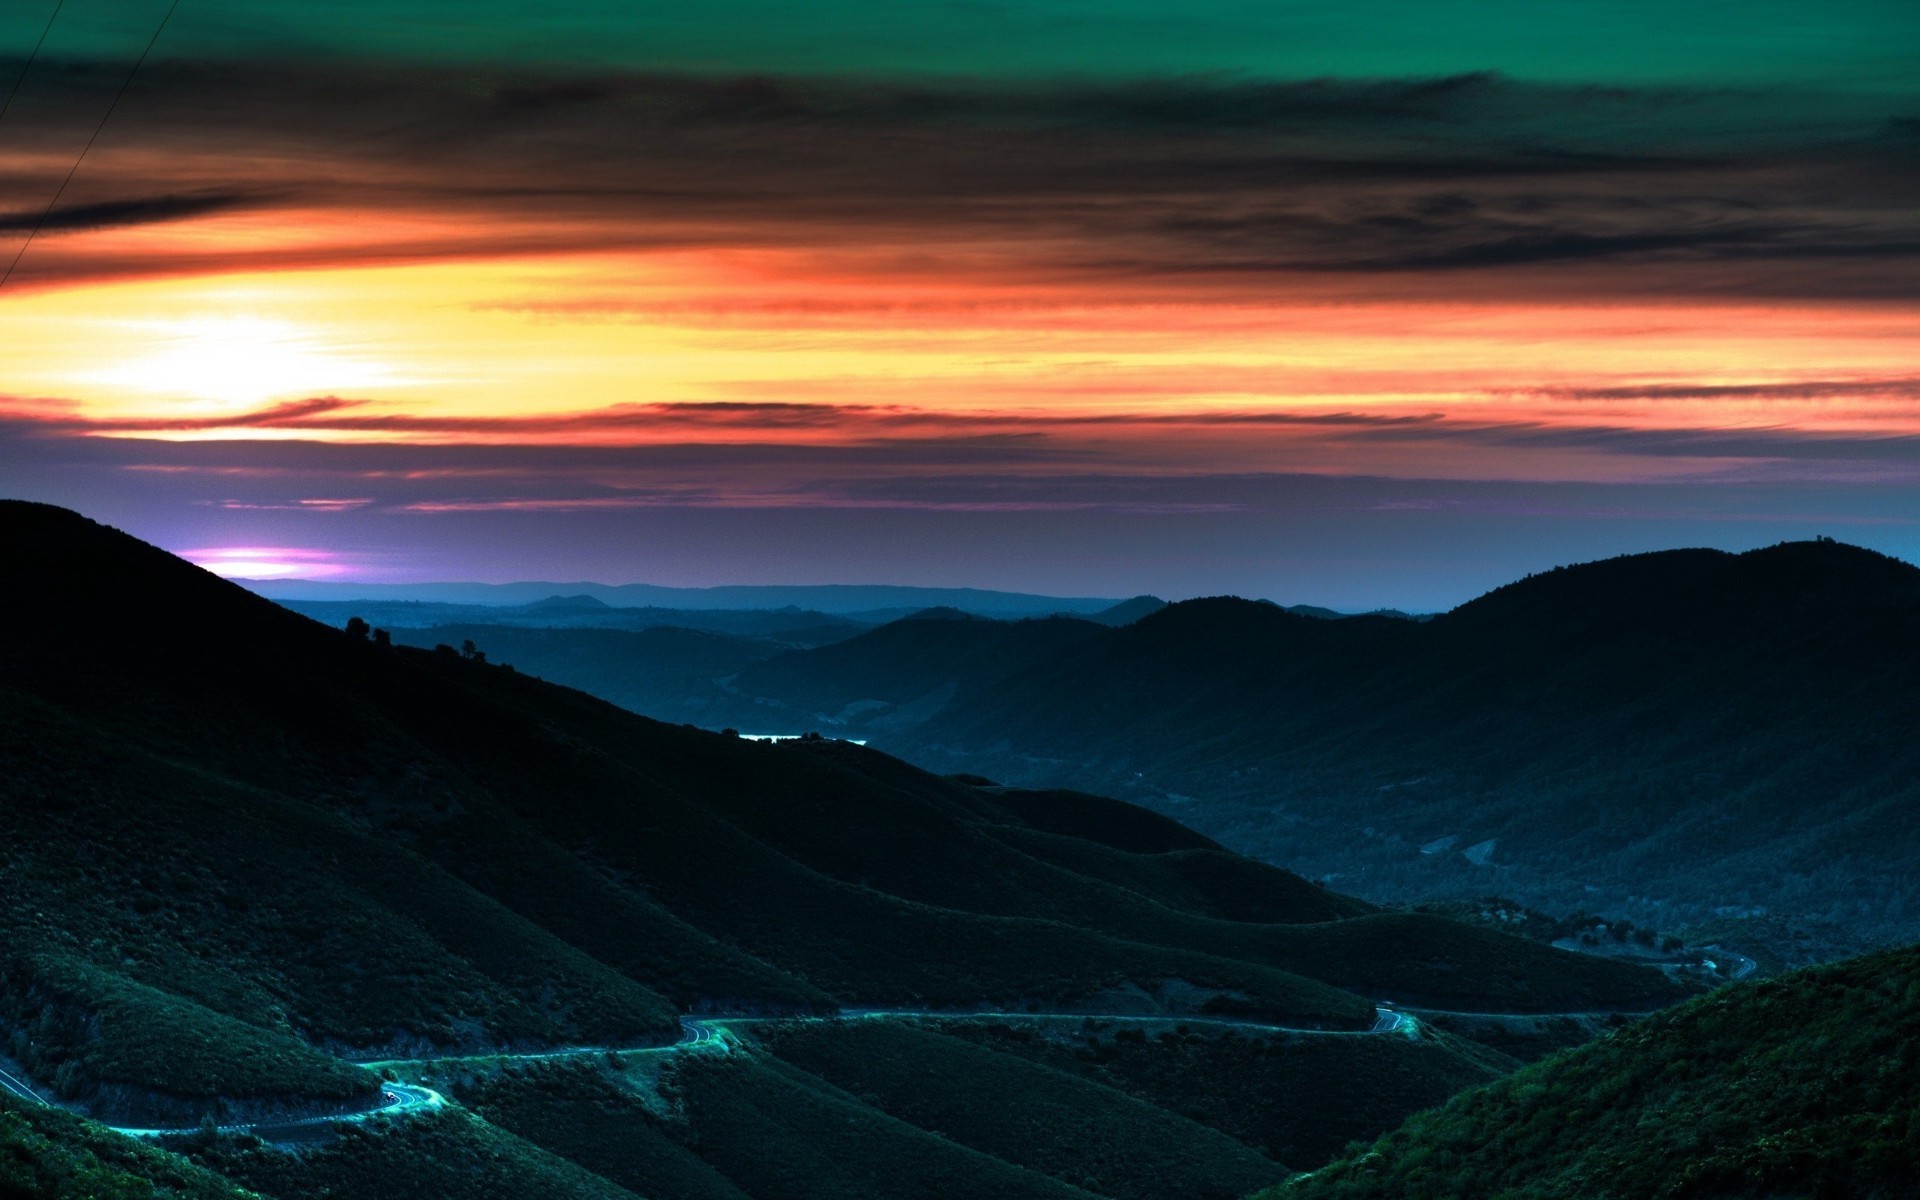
xmin=726 ymin=612 xmax=1108 ymax=733
xmin=382 ymin=622 xmax=776 ymax=726
xmin=258 ymin=577 xmax=1123 ymax=618
xmin=522 ymin=593 xmax=614 ymax=611
xmin=282 ymin=597 xmax=867 ymax=645
xmin=1274 ymin=944 xmax=1920 ymax=1199
xmin=1087 ymin=596 xmax=1167 ymax=626
xmin=896 ymin=541 xmax=1920 ymax=958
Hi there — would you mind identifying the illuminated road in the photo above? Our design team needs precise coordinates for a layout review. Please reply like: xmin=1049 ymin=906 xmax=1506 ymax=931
xmin=102 ymin=1083 xmax=447 ymax=1140
xmin=0 ymin=1004 xmax=1437 ymax=1139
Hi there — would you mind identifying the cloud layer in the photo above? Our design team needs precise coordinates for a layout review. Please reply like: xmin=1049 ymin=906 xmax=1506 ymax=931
xmin=0 ymin=61 xmax=1914 ymax=298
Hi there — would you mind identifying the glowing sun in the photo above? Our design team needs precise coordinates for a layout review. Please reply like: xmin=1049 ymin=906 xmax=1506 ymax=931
xmin=88 ymin=316 xmax=402 ymax=407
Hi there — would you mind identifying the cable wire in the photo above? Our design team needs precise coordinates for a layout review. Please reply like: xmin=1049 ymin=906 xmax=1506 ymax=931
xmin=2 ymin=0 xmax=180 ymax=288
xmin=0 ymin=0 xmax=65 ymax=125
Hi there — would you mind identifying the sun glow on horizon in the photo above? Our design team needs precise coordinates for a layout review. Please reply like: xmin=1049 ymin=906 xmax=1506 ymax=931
xmin=4 ymin=251 xmax=1919 ymax=488
xmin=81 ymin=315 xmax=407 ymax=408
xmin=184 ymin=546 xmax=347 ymax=580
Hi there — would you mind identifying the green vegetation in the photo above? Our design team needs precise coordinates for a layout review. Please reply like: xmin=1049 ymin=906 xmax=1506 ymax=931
xmin=659 ymin=1051 xmax=1096 ymax=1200
xmin=0 ymin=501 xmax=1701 ymax=1197
xmin=0 ymin=1097 xmax=253 ymax=1199
xmin=452 ymin=1060 xmax=753 ymax=1200
xmin=2 ymin=950 xmax=372 ymax=1116
xmin=193 ymin=1109 xmax=640 ymax=1200
xmin=754 ymin=1018 xmax=1285 ymax=1199
xmin=935 ymin=1018 xmax=1512 ymax=1170
xmin=1276 ymin=945 xmax=1920 ymax=1199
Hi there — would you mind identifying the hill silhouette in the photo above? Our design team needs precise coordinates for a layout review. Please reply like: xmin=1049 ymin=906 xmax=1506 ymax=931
xmin=726 ymin=613 xmax=1108 ymax=733
xmin=880 ymin=541 xmax=1920 ymax=958
xmin=0 ymin=501 xmax=1683 ymax=1199
xmin=1088 ymin=596 xmax=1168 ymax=626
xmin=1275 ymin=943 xmax=1920 ymax=1199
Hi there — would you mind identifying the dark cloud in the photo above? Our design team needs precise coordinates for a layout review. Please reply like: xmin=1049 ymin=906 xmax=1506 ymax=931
xmin=1526 ymin=379 xmax=1920 ymax=402
xmin=0 ymin=189 xmax=268 ymax=233
xmin=10 ymin=393 xmax=1920 ymax=489
xmin=0 ymin=59 xmax=1912 ymax=297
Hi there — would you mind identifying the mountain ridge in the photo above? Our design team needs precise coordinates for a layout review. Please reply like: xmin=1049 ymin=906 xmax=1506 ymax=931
xmin=0 ymin=499 xmax=1679 ymax=1200
xmin=861 ymin=539 xmax=1920 ymax=956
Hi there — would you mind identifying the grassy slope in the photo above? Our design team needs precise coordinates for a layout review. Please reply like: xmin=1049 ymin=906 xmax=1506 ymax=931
xmin=1276 ymin=945 xmax=1920 ymax=1199
xmin=455 ymin=1061 xmax=755 ymax=1200
xmin=195 ymin=1109 xmax=642 ymax=1200
xmin=0 ymin=501 xmax=1696 ymax=1198
xmin=936 ymin=1018 xmax=1512 ymax=1171
xmin=662 ymin=1052 xmax=1102 ymax=1200
xmin=0 ymin=503 xmax=1679 ymax=1102
xmin=754 ymin=1018 xmax=1287 ymax=1200
xmin=0 ymin=1097 xmax=254 ymax=1200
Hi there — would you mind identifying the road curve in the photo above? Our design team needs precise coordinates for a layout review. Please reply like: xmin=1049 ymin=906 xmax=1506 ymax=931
xmin=0 ymin=1003 xmax=1453 ymax=1140
xmin=101 ymin=1084 xmax=448 ymax=1141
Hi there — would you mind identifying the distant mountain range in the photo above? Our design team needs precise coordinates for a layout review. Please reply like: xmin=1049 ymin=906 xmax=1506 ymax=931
xmin=0 ymin=501 xmax=1682 ymax=1200
xmin=875 ymin=541 xmax=1920 ymax=960
xmin=253 ymin=577 xmax=1138 ymax=618
xmin=372 ymin=541 xmax=1920 ymax=966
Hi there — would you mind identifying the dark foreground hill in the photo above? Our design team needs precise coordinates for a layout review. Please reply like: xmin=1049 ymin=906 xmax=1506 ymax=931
xmin=0 ymin=501 xmax=1681 ymax=1199
xmin=872 ymin=541 xmax=1920 ymax=959
xmin=1274 ymin=943 xmax=1920 ymax=1200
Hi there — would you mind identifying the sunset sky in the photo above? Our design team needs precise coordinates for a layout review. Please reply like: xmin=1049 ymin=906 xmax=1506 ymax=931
xmin=3 ymin=1 xmax=1917 ymax=607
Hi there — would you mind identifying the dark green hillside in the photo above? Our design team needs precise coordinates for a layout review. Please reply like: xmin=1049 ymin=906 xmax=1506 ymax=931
xmin=937 ymin=1017 xmax=1512 ymax=1169
xmin=657 ymin=1052 xmax=1102 ymax=1200
xmin=896 ymin=543 xmax=1920 ymax=958
xmin=454 ymin=1062 xmax=756 ymax=1200
xmin=755 ymin=1019 xmax=1287 ymax=1199
xmin=0 ymin=1097 xmax=251 ymax=1200
xmin=195 ymin=1109 xmax=643 ymax=1200
xmin=0 ymin=502 xmax=1673 ymax=1108
xmin=0 ymin=501 xmax=1697 ymax=1198
xmin=1276 ymin=944 xmax=1920 ymax=1200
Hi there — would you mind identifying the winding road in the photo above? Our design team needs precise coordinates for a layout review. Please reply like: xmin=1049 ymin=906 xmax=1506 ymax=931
xmin=0 ymin=1007 xmax=1415 ymax=1141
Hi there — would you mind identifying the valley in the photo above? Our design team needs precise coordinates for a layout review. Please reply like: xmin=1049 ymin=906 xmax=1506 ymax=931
xmin=0 ymin=501 xmax=1913 ymax=1198
xmin=402 ymin=543 xmax=1920 ymax=967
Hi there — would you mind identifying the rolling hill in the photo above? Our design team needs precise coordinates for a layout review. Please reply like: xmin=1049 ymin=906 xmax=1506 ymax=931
xmin=0 ymin=500 xmax=1683 ymax=1199
xmin=1274 ymin=943 xmax=1920 ymax=1199
xmin=872 ymin=541 xmax=1920 ymax=960
xmin=725 ymin=611 xmax=1110 ymax=734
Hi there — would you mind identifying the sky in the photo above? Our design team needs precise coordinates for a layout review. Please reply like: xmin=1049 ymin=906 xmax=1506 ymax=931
xmin=2 ymin=1 xmax=1917 ymax=609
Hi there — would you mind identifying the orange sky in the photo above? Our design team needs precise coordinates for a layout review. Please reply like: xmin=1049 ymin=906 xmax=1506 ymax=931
xmin=8 ymin=244 xmax=1920 ymax=484
xmin=2 ymin=37 xmax=1917 ymax=598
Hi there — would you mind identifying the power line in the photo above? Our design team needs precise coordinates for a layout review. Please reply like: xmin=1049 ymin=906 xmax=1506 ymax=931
xmin=0 ymin=0 xmax=65 ymax=124
xmin=2 ymin=0 xmax=181 ymax=289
